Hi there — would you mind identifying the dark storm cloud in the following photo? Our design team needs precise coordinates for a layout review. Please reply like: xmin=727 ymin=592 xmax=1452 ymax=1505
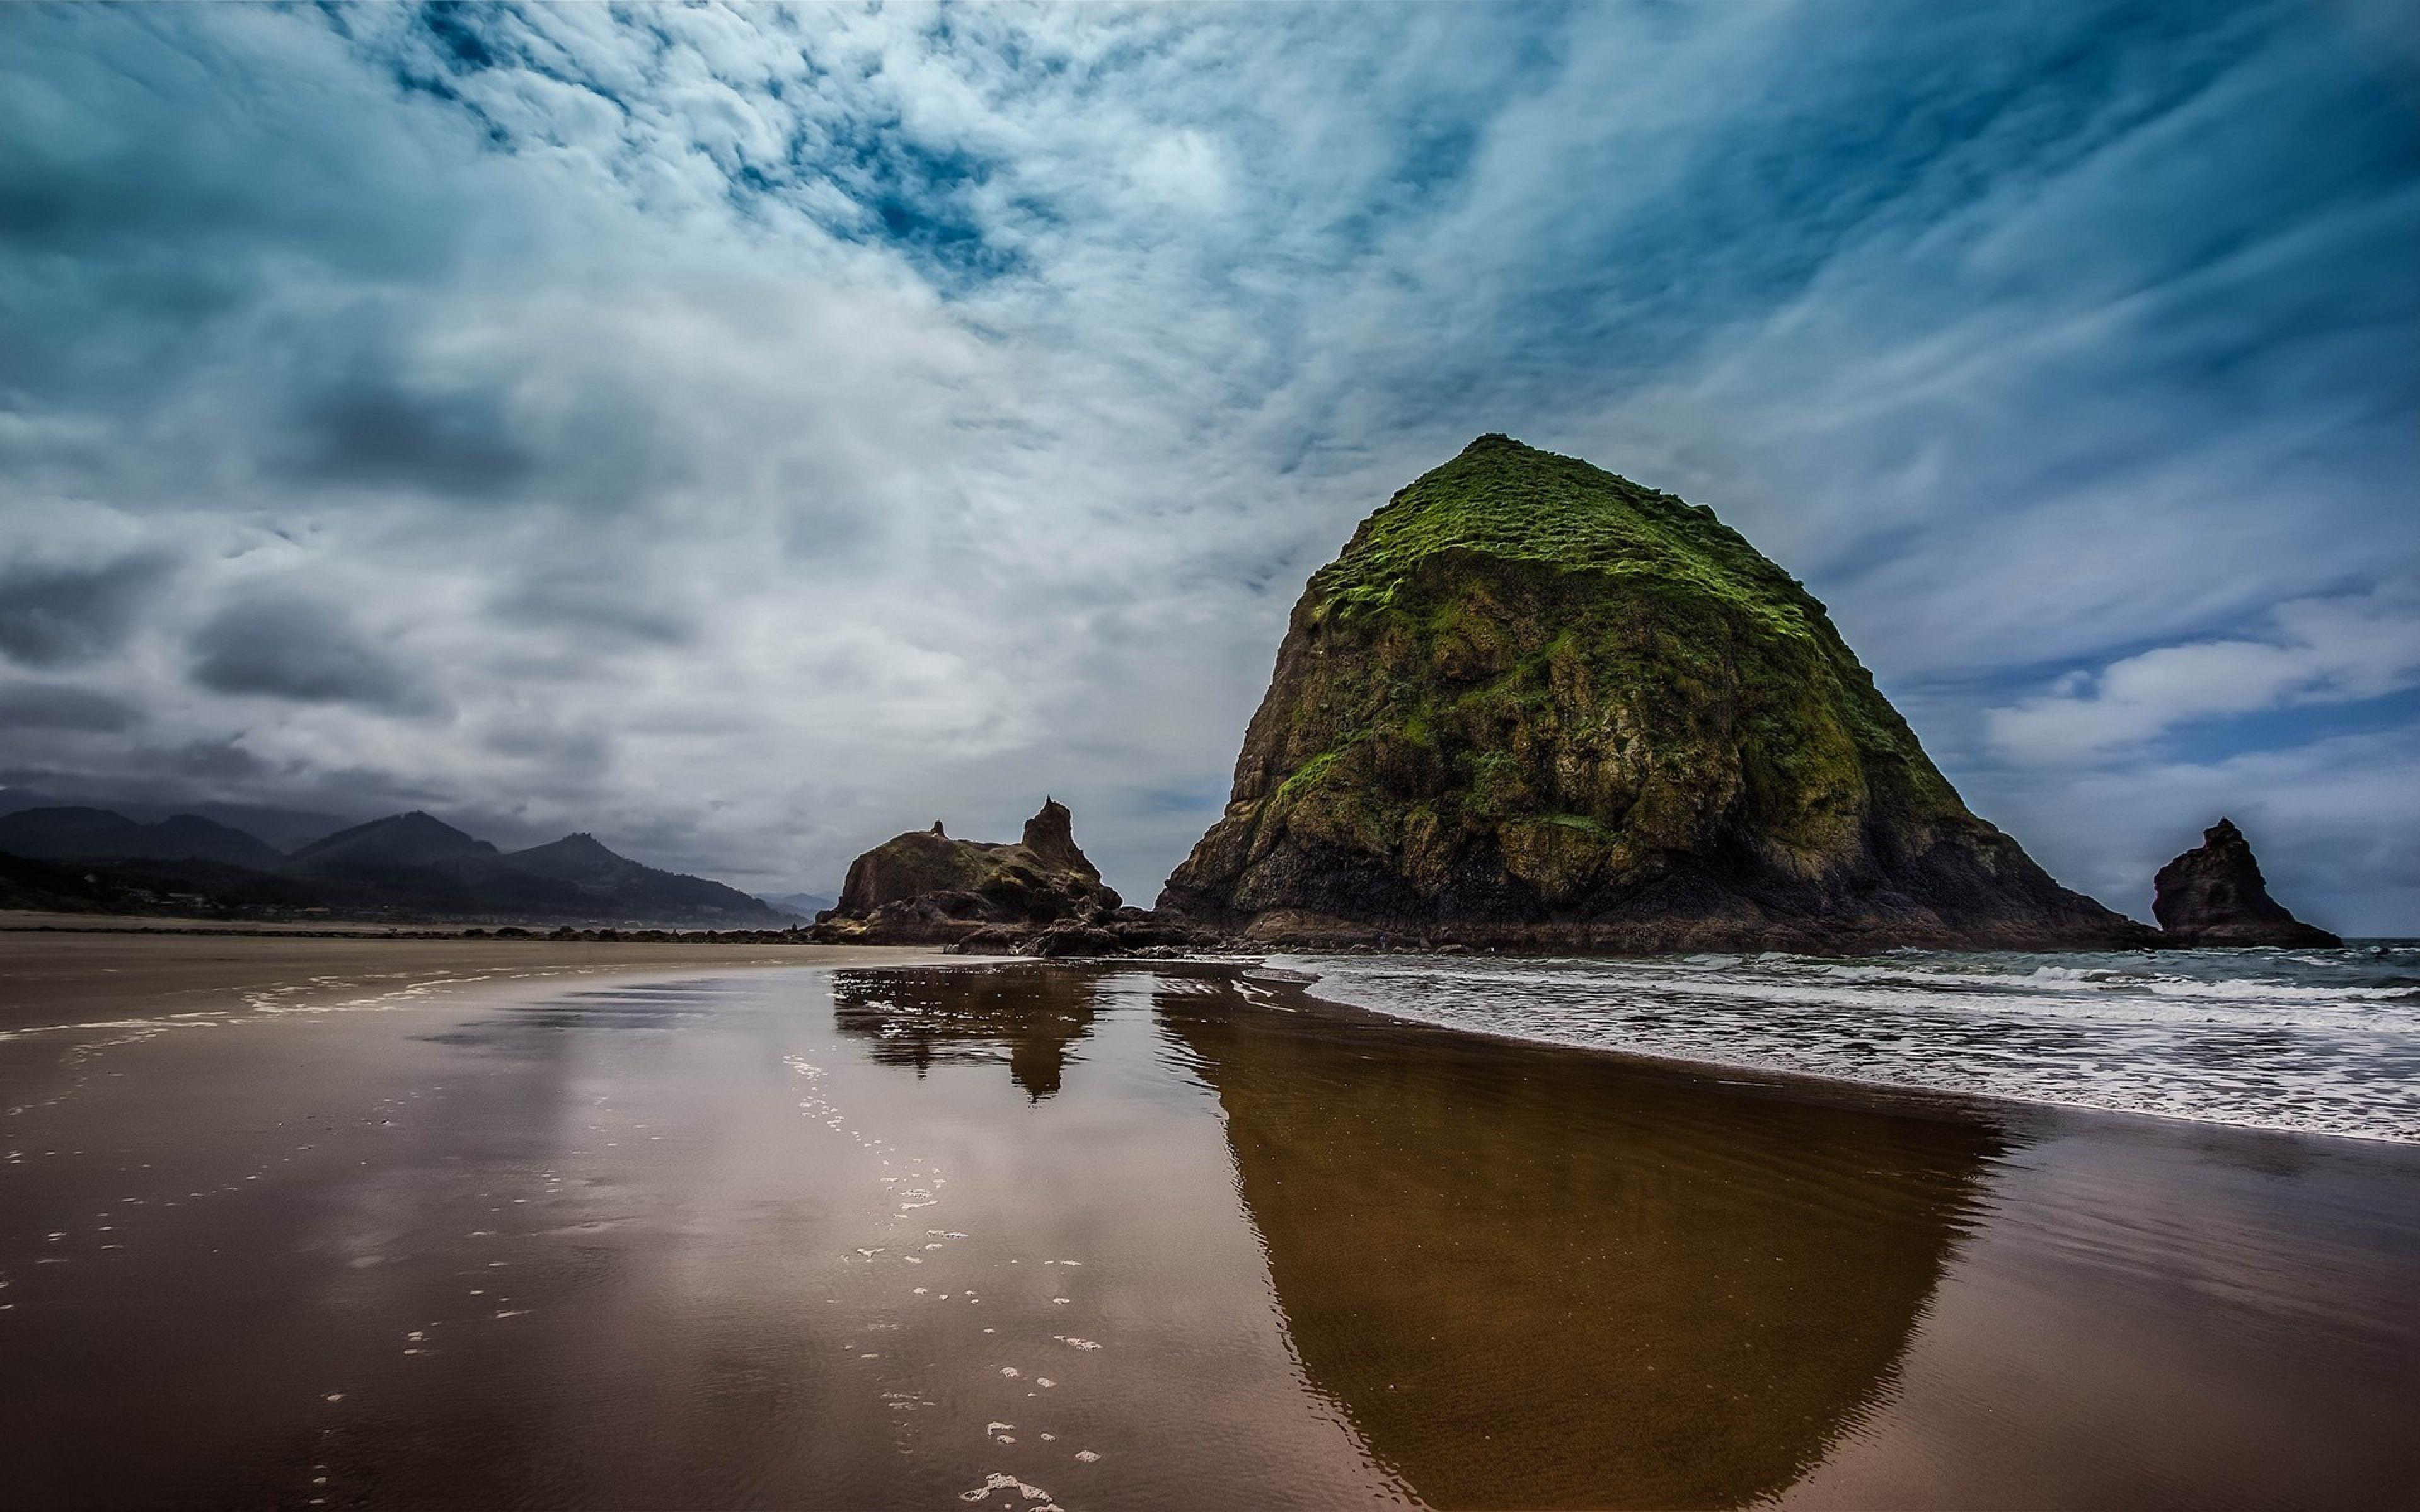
xmin=491 ymin=571 xmax=699 ymax=647
xmin=1 ymin=738 xmax=272 ymax=804
xmin=279 ymin=370 xmax=536 ymax=500
xmin=0 ymin=681 xmax=145 ymax=733
xmin=188 ymin=597 xmax=442 ymax=715
xmin=260 ymin=325 xmax=693 ymax=512
xmin=0 ymin=553 xmax=175 ymax=668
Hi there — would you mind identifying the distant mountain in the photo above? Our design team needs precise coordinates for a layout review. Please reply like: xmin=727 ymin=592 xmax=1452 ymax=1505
xmin=0 ymin=849 xmax=335 ymax=916
xmin=270 ymin=811 xmax=587 ymax=917
xmin=0 ymin=806 xmax=286 ymax=869
xmin=274 ymin=813 xmax=780 ymax=923
xmin=284 ymin=810 xmax=497 ymax=875
xmin=0 ymin=801 xmax=789 ymax=926
xmin=133 ymin=799 xmax=355 ymax=854
xmin=757 ymin=891 xmax=837 ymax=918
xmin=0 ymin=789 xmax=353 ymax=851
xmin=504 ymin=833 xmax=783 ymax=924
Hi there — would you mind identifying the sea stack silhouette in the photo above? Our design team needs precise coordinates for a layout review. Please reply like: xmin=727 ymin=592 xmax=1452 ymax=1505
xmin=1160 ymin=434 xmax=2153 ymax=953
xmin=2153 ymin=818 xmax=2341 ymax=948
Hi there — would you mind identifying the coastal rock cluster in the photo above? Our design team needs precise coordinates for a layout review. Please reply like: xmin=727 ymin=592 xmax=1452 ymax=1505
xmin=1156 ymin=436 xmax=2152 ymax=953
xmin=816 ymin=442 xmax=2356 ymax=959
xmin=2153 ymin=819 xmax=2341 ymax=948
xmin=810 ymin=799 xmax=1211 ymax=954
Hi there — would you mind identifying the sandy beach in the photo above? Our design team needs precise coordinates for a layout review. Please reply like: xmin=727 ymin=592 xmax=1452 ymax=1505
xmin=0 ymin=921 xmax=935 ymax=1033
xmin=2 ymin=939 xmax=2414 ymax=1509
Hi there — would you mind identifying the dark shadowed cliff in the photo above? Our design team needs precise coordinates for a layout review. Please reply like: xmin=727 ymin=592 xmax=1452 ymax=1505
xmin=2153 ymin=819 xmax=2341 ymax=947
xmin=1160 ymin=435 xmax=2151 ymax=953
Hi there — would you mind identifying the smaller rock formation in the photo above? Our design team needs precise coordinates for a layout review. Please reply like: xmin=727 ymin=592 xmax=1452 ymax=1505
xmin=2153 ymin=819 xmax=2341 ymax=948
xmin=810 ymin=799 xmax=1125 ymax=946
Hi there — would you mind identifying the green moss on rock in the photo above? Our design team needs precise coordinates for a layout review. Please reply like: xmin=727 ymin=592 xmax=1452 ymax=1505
xmin=1160 ymin=435 xmax=2148 ymax=952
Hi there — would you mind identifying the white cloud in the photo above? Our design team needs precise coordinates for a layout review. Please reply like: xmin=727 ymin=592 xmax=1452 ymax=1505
xmin=1128 ymin=130 xmax=1233 ymax=214
xmin=1971 ymin=726 xmax=2420 ymax=936
xmin=1985 ymin=581 xmax=2420 ymax=761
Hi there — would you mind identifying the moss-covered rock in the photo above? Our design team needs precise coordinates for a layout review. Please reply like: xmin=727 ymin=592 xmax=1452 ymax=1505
xmin=1160 ymin=435 xmax=2152 ymax=952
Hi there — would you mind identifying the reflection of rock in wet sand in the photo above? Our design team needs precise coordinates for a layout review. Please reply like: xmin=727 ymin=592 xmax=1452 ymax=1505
xmin=1159 ymin=978 xmax=2003 ymax=1509
xmin=834 ymin=967 xmax=1104 ymax=1101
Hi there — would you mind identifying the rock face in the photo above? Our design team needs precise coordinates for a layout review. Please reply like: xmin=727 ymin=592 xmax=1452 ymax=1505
xmin=1160 ymin=435 xmax=2152 ymax=953
xmin=2153 ymin=819 xmax=2341 ymax=948
xmin=812 ymin=799 xmax=1125 ymax=945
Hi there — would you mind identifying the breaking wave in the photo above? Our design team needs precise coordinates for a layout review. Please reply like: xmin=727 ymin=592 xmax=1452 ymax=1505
xmin=1275 ymin=943 xmax=2420 ymax=1142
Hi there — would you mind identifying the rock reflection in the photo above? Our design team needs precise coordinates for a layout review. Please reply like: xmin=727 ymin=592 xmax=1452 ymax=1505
xmin=414 ymin=983 xmax=725 ymax=1045
xmin=833 ymin=966 xmax=1105 ymax=1101
xmin=1158 ymin=975 xmax=2005 ymax=1509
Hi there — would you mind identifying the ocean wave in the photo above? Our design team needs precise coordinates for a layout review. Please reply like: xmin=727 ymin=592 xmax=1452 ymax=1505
xmin=1272 ymin=945 xmax=2420 ymax=1142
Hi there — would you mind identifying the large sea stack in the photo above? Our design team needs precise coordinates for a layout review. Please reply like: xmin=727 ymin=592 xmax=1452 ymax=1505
xmin=2152 ymin=818 xmax=2341 ymax=948
xmin=1160 ymin=435 xmax=2152 ymax=952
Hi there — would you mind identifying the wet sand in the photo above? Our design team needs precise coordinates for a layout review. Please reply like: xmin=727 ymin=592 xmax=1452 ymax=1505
xmin=0 ymin=910 xmax=484 ymax=932
xmin=1 ymin=946 xmax=2414 ymax=1509
xmin=0 ymin=927 xmax=936 ymax=1033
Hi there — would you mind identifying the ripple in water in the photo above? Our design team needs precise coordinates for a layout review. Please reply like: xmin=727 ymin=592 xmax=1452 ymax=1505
xmin=1277 ymin=944 xmax=2420 ymax=1142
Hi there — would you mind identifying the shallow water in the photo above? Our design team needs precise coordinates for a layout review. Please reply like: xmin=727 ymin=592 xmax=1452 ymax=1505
xmin=1 ymin=958 xmax=2415 ymax=1508
xmin=1281 ymin=944 xmax=2420 ymax=1140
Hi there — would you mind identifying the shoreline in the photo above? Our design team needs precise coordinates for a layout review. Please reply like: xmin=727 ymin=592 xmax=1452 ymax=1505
xmin=9 ymin=927 xmax=2407 ymax=1150
xmin=0 ymin=907 xmax=815 ymax=938
xmin=1257 ymin=952 xmax=2420 ymax=1151
xmin=0 ymin=929 xmax=952 ymax=1037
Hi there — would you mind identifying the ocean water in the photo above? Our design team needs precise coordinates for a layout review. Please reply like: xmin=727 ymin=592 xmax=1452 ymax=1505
xmin=1277 ymin=944 xmax=2420 ymax=1142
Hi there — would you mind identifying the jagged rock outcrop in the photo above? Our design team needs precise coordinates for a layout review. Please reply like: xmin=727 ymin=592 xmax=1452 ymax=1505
xmin=2153 ymin=819 xmax=2341 ymax=948
xmin=1160 ymin=434 xmax=2153 ymax=953
xmin=811 ymin=799 xmax=1125 ymax=945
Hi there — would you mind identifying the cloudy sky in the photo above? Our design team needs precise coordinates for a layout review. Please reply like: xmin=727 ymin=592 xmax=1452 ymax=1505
xmin=3 ymin=1 xmax=2416 ymax=930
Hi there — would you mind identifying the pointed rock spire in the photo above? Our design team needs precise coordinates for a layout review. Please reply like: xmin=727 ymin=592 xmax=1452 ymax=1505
xmin=1020 ymin=798 xmax=1085 ymax=872
xmin=2153 ymin=818 xmax=2340 ymax=947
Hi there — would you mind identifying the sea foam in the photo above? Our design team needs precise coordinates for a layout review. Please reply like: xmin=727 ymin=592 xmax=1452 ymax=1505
xmin=1279 ymin=944 xmax=2420 ymax=1141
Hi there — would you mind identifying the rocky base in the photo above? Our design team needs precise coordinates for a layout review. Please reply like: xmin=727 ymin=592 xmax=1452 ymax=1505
xmin=941 ymin=907 xmax=1231 ymax=959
